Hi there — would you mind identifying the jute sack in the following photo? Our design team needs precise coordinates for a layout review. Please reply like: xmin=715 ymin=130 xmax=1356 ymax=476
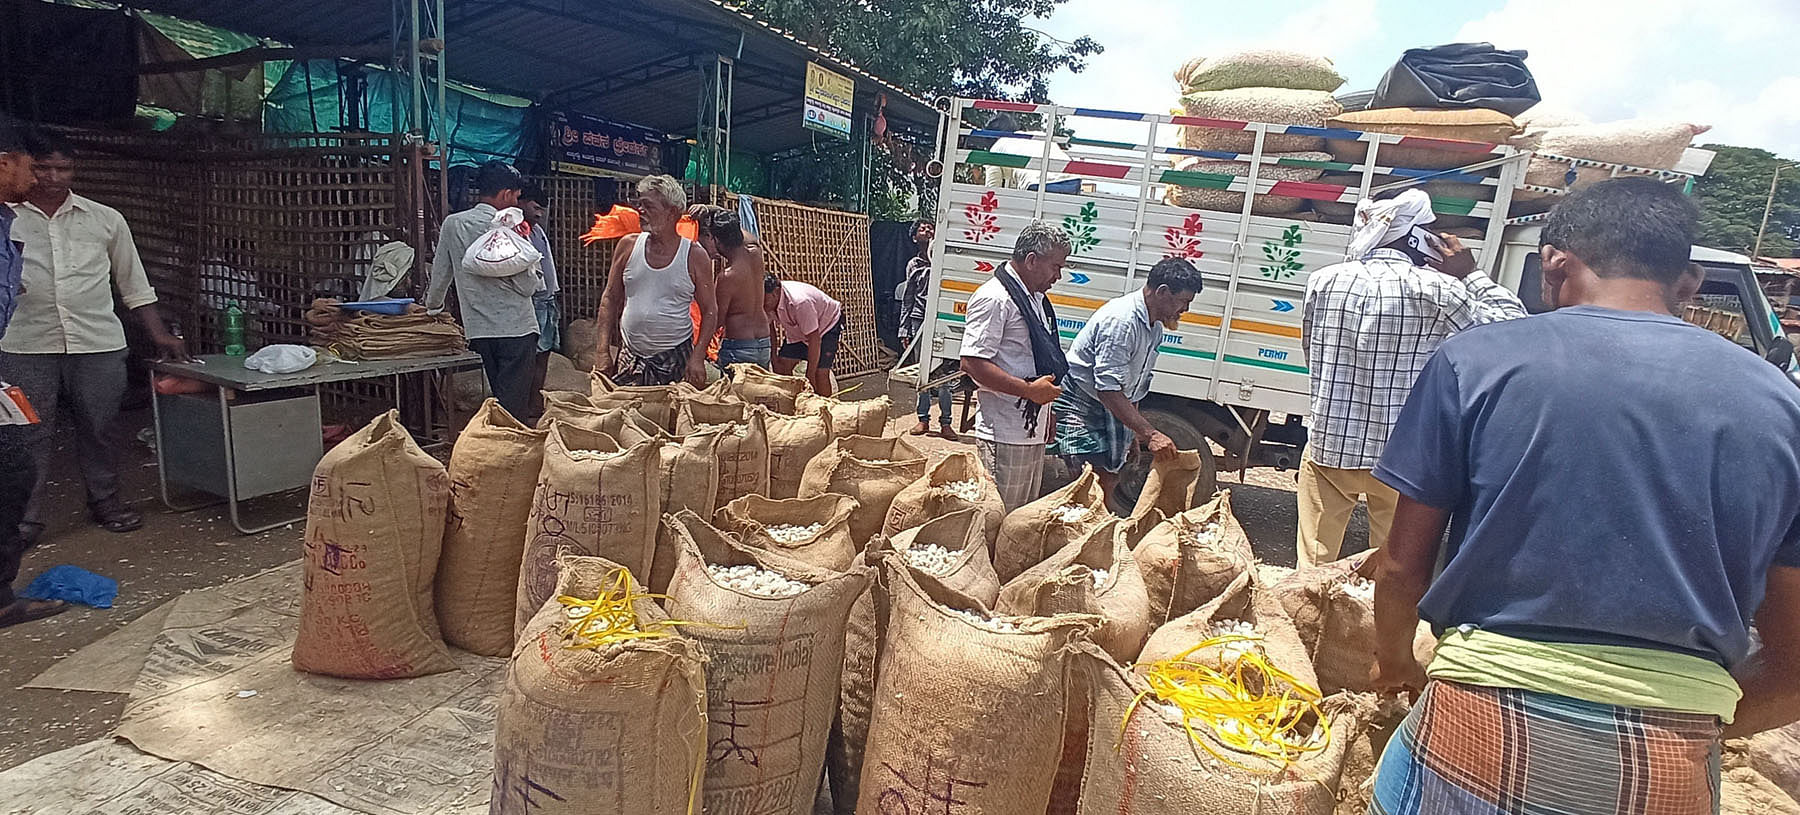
xmin=1164 ymin=153 xmax=1332 ymax=215
xmin=293 ymin=410 xmax=455 ymax=679
xmin=645 ymin=426 xmax=725 ymax=594
xmin=728 ymin=364 xmax=809 ymax=414
xmin=798 ymin=434 xmax=926 ymax=546
xmin=994 ymin=465 xmax=1108 ymax=583
xmin=997 ymin=517 xmax=1155 ymax=815
xmin=1270 ymin=551 xmax=1439 ymax=694
xmin=589 ymin=370 xmax=693 ymax=432
xmin=1129 ymin=449 xmax=1215 ymax=521
xmin=998 ymin=517 xmax=1153 ymax=662
xmin=1178 ymin=88 xmax=1341 ymax=153
xmin=492 ymin=554 xmax=707 ymax=815
xmin=435 ymin=400 xmax=548 ymax=657
xmin=1175 ymin=49 xmax=1346 ymax=94
xmin=538 ymin=390 xmax=637 ymax=433
xmin=1135 ymin=489 xmax=1254 ymax=625
xmin=1324 ymin=107 xmax=1520 ymax=170
xmin=714 ymin=493 xmax=860 ymax=571
xmin=883 ymin=450 xmax=1006 ymax=543
xmin=763 ymin=406 xmax=833 ymax=500
xmin=1077 ymin=645 xmax=1365 ymax=815
xmin=1140 ymin=569 xmax=1320 ymax=695
xmin=829 ymin=508 xmax=1000 ymax=815
xmin=856 ymin=559 xmax=1098 ymax=815
xmin=674 ymin=392 xmax=748 ymax=434
xmin=709 ymin=412 xmax=770 ymax=511
xmin=513 ymin=424 xmax=661 ymax=635
xmin=794 ymin=391 xmax=891 ymax=439
xmin=663 ymin=511 xmax=871 ymax=815
xmin=1333 ymin=695 xmax=1411 ymax=815
xmin=1515 ymin=119 xmax=1705 ymax=201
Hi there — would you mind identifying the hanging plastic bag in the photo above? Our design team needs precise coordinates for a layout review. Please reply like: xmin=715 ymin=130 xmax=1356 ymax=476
xmin=244 ymin=344 xmax=318 ymax=374
xmin=461 ymin=206 xmax=543 ymax=279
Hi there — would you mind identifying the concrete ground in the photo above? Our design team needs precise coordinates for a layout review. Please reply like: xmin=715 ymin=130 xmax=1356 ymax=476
xmin=0 ymin=373 xmax=1368 ymax=774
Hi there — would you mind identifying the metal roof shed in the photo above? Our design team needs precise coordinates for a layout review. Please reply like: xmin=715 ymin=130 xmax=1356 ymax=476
xmin=124 ymin=0 xmax=939 ymax=171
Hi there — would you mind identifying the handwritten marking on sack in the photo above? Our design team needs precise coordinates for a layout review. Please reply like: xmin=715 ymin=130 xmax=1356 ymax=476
xmin=446 ymin=477 xmax=471 ymax=532
xmin=877 ymin=755 xmax=988 ymax=815
xmin=313 ymin=475 xmax=377 ymax=520
xmin=709 ymin=698 xmax=774 ymax=766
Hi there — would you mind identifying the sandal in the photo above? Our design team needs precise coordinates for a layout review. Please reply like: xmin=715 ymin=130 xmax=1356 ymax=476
xmin=89 ymin=500 xmax=143 ymax=534
xmin=0 ymin=598 xmax=69 ymax=629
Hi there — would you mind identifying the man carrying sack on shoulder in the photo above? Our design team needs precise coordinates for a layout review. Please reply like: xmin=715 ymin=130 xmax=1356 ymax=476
xmin=959 ymin=221 xmax=1070 ymax=510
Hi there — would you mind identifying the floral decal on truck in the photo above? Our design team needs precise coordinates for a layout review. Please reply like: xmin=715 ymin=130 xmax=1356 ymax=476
xmin=1164 ymin=213 xmax=1205 ymax=260
xmin=964 ymin=190 xmax=1000 ymax=243
xmin=1259 ymin=224 xmax=1305 ymax=281
xmin=1062 ymin=201 xmax=1101 ymax=254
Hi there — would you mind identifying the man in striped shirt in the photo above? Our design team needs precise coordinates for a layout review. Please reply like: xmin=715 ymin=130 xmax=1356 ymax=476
xmin=1298 ymin=190 xmax=1525 ymax=567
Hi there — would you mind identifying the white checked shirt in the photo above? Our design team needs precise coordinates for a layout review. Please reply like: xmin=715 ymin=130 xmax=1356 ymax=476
xmin=1302 ymin=248 xmax=1526 ymax=469
xmin=3 ymin=194 xmax=159 ymax=355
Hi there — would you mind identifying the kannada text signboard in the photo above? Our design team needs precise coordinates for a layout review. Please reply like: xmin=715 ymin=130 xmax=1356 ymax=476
xmin=548 ymin=110 xmax=663 ymax=178
xmin=802 ymin=61 xmax=853 ymax=140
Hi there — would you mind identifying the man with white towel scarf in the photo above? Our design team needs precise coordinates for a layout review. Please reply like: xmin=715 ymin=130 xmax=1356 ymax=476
xmin=1297 ymin=189 xmax=1526 ymax=567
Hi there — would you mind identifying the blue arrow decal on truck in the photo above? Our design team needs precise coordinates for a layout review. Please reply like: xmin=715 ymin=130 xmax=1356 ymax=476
xmin=1271 ymin=299 xmax=1294 ymax=313
xmin=1068 ymin=272 xmax=1090 ymax=285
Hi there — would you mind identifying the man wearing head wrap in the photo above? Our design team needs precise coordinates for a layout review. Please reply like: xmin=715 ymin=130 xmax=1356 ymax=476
xmin=1297 ymin=189 xmax=1525 ymax=567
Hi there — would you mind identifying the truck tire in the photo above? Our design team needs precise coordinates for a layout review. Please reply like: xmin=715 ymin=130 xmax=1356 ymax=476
xmin=1115 ymin=404 xmax=1219 ymax=512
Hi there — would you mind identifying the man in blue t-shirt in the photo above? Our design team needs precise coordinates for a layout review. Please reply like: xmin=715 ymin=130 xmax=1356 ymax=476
xmin=1369 ymin=178 xmax=1800 ymax=815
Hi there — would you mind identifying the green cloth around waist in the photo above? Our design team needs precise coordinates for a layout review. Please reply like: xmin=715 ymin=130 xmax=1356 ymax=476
xmin=1427 ymin=627 xmax=1742 ymax=722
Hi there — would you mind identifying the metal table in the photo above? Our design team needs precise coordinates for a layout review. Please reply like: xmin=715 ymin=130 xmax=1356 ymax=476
xmin=149 ymin=351 xmax=483 ymax=534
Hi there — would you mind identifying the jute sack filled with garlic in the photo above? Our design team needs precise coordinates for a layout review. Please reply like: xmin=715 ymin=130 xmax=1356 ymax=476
xmin=663 ymin=511 xmax=871 ymax=815
xmin=1134 ymin=489 xmax=1254 ymax=626
xmin=883 ymin=450 xmax=1006 ymax=544
xmin=714 ymin=492 xmax=860 ymax=572
xmin=993 ymin=465 xmax=1108 ymax=583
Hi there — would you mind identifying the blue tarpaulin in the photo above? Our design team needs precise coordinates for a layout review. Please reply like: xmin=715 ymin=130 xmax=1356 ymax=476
xmin=22 ymin=565 xmax=118 ymax=609
xmin=263 ymin=59 xmax=529 ymax=167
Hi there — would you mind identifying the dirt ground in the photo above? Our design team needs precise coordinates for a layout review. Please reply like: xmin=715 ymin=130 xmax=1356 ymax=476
xmin=0 ymin=373 xmax=1367 ymax=773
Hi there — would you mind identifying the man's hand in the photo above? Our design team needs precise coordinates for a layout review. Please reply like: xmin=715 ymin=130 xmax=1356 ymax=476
xmin=1428 ymin=233 xmax=1477 ymax=279
xmin=685 ymin=355 xmax=707 ymax=388
xmin=152 ymin=333 xmax=193 ymax=362
xmin=1022 ymin=375 xmax=1062 ymax=405
xmin=1371 ymin=652 xmax=1428 ymax=698
xmin=1145 ymin=430 xmax=1177 ymax=461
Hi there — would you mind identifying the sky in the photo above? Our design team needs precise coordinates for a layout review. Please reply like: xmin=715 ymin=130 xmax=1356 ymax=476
xmin=1035 ymin=0 xmax=1800 ymax=158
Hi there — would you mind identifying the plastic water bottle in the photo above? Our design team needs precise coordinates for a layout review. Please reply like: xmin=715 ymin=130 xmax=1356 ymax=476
xmin=223 ymin=303 xmax=246 ymax=357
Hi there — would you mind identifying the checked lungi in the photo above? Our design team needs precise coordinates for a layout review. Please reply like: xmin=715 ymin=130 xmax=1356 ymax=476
xmin=975 ymin=438 xmax=1046 ymax=511
xmin=1372 ymin=680 xmax=1721 ymax=815
xmin=615 ymin=338 xmax=694 ymax=387
xmin=1049 ymin=380 xmax=1133 ymax=474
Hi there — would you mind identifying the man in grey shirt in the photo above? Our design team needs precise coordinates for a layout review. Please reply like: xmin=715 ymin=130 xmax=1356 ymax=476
xmin=424 ymin=161 xmax=541 ymax=420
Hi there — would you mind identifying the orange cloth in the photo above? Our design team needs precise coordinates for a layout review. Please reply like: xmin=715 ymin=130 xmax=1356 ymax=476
xmin=581 ymin=205 xmax=699 ymax=243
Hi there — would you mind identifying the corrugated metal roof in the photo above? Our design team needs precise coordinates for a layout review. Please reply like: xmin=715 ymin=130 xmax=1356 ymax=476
xmin=122 ymin=0 xmax=939 ymax=154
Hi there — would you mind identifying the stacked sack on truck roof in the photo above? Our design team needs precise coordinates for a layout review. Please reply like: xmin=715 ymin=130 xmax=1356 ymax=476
xmin=1167 ymin=50 xmax=1346 ymax=216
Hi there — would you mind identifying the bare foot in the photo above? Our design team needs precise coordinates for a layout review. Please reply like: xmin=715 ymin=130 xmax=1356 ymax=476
xmin=0 ymin=598 xmax=69 ymax=629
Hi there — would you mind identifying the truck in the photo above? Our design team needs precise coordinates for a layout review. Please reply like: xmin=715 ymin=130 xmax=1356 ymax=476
xmin=912 ymin=96 xmax=1797 ymax=504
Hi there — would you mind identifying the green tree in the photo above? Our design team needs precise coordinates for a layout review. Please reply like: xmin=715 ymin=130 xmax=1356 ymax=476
xmin=739 ymin=0 xmax=1101 ymax=102
xmin=1694 ymin=144 xmax=1800 ymax=257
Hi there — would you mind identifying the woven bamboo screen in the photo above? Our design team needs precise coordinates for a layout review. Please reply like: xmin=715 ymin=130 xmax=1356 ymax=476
xmin=730 ymin=194 xmax=877 ymax=378
xmin=527 ymin=174 xmax=614 ymax=321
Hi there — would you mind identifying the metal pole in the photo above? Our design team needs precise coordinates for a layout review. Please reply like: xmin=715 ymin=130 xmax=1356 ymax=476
xmin=1755 ymin=163 xmax=1788 ymax=259
xmin=435 ymin=0 xmax=448 ymax=219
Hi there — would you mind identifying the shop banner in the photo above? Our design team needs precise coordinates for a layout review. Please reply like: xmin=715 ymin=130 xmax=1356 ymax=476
xmin=548 ymin=110 xmax=664 ymax=178
xmin=802 ymin=61 xmax=854 ymax=140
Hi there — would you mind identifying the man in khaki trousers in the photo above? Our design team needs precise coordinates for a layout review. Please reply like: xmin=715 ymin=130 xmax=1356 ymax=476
xmin=1297 ymin=190 xmax=1524 ymax=567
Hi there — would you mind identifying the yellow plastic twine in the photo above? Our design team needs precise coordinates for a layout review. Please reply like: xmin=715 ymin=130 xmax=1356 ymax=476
xmin=551 ymin=566 xmax=728 ymax=815
xmin=1124 ymin=633 xmax=1332 ymax=773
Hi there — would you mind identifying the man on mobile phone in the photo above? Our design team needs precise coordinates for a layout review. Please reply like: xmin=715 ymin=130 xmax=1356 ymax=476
xmin=1297 ymin=189 xmax=1525 ymax=567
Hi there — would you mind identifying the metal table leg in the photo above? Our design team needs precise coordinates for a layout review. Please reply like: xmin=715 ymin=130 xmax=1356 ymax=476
xmin=218 ymin=385 xmax=310 ymax=535
xmin=154 ymin=387 xmax=225 ymax=513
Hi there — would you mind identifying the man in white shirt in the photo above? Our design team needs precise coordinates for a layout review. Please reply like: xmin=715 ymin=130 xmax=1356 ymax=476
xmin=1298 ymin=190 xmax=1525 ymax=567
xmin=0 ymin=134 xmax=188 ymax=544
xmin=959 ymin=221 xmax=1070 ymax=510
xmin=423 ymin=161 xmax=541 ymax=421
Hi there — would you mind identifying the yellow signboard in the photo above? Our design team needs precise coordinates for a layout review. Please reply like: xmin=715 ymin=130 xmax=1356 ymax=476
xmin=803 ymin=61 xmax=854 ymax=140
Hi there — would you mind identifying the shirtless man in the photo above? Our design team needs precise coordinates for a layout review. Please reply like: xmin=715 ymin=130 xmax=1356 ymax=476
xmin=695 ymin=207 xmax=773 ymax=373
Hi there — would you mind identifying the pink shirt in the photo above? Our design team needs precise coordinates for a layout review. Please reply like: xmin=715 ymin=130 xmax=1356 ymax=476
xmin=775 ymin=280 xmax=842 ymax=338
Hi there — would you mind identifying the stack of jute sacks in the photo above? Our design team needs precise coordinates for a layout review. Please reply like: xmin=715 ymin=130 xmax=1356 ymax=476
xmin=285 ymin=393 xmax=1799 ymax=814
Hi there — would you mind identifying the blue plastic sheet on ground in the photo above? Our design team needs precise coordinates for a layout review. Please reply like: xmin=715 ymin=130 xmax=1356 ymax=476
xmin=22 ymin=565 xmax=118 ymax=609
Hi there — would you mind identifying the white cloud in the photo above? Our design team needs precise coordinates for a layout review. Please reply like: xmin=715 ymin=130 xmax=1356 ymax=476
xmin=1456 ymin=0 xmax=1800 ymax=155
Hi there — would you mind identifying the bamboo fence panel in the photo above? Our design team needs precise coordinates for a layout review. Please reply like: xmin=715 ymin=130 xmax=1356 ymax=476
xmin=730 ymin=194 xmax=877 ymax=378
